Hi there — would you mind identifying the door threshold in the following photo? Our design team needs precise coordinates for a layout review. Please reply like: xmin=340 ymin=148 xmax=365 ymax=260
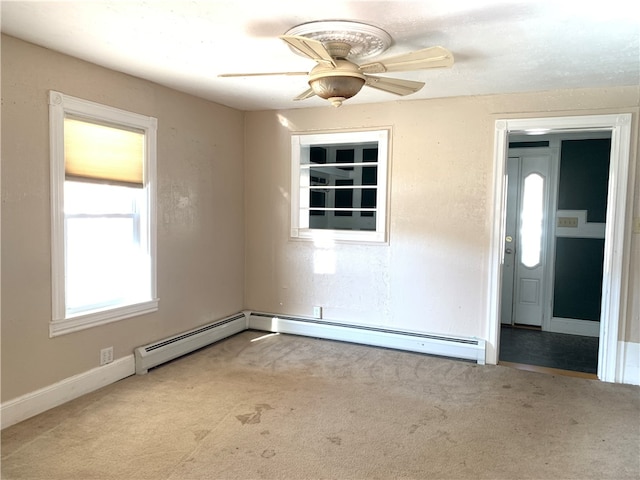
xmin=510 ymin=324 xmax=542 ymax=331
xmin=499 ymin=361 xmax=598 ymax=380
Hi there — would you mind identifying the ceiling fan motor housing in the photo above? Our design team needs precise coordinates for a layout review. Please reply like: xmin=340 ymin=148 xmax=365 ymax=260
xmin=308 ymin=59 xmax=366 ymax=104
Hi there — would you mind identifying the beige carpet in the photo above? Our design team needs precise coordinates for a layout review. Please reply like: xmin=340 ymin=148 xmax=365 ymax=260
xmin=2 ymin=330 xmax=639 ymax=479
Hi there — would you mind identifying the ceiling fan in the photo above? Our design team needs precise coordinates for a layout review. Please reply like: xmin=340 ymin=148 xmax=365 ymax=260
xmin=219 ymin=21 xmax=454 ymax=107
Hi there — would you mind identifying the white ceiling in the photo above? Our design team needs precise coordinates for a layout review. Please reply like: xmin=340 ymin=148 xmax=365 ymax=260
xmin=1 ymin=1 xmax=639 ymax=111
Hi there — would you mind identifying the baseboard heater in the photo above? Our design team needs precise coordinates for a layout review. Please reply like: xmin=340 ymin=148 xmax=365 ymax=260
xmin=248 ymin=312 xmax=486 ymax=365
xmin=134 ymin=312 xmax=248 ymax=374
xmin=134 ymin=311 xmax=486 ymax=374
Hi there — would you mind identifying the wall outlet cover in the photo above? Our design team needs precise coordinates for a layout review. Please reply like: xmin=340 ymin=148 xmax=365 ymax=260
xmin=100 ymin=347 xmax=114 ymax=366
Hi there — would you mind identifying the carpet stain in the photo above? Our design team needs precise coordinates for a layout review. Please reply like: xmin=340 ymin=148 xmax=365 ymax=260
xmin=236 ymin=404 xmax=274 ymax=425
xmin=261 ymin=449 xmax=276 ymax=458
xmin=193 ymin=429 xmax=211 ymax=442
xmin=409 ymin=406 xmax=448 ymax=434
xmin=327 ymin=436 xmax=342 ymax=445
xmin=436 ymin=430 xmax=457 ymax=444
xmin=434 ymin=405 xmax=448 ymax=420
xmin=502 ymin=384 xmax=512 ymax=389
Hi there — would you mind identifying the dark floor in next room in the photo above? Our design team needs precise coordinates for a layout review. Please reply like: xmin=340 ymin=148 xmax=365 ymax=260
xmin=499 ymin=325 xmax=599 ymax=374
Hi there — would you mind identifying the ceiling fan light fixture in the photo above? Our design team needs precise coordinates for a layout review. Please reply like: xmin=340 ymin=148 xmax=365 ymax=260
xmin=308 ymin=59 xmax=366 ymax=106
xmin=309 ymin=76 xmax=366 ymax=106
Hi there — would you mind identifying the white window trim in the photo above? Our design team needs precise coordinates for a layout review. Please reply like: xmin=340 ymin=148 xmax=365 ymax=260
xmin=290 ymin=128 xmax=390 ymax=244
xmin=49 ymin=90 xmax=159 ymax=337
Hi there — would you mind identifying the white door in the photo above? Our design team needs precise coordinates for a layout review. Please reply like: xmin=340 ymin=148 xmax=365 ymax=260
xmin=501 ymin=151 xmax=552 ymax=327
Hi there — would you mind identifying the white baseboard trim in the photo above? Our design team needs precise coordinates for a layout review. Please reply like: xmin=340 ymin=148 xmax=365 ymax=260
xmin=1 ymin=355 xmax=135 ymax=430
xmin=248 ymin=312 xmax=486 ymax=365
xmin=618 ymin=341 xmax=640 ymax=386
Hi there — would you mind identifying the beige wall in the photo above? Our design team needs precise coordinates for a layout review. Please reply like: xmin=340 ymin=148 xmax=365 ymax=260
xmin=1 ymin=35 xmax=245 ymax=401
xmin=244 ymin=87 xmax=640 ymax=347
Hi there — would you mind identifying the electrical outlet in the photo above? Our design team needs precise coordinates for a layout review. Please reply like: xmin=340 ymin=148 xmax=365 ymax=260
xmin=100 ymin=347 xmax=113 ymax=366
xmin=313 ymin=306 xmax=322 ymax=319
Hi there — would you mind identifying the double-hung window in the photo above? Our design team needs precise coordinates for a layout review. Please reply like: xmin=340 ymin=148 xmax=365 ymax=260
xmin=291 ymin=129 xmax=390 ymax=243
xmin=49 ymin=91 xmax=158 ymax=336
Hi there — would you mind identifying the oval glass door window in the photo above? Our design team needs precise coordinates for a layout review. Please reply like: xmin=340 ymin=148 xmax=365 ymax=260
xmin=520 ymin=173 xmax=544 ymax=268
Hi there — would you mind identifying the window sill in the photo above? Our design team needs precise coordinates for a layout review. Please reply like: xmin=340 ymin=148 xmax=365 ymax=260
xmin=50 ymin=299 xmax=159 ymax=337
xmin=291 ymin=228 xmax=388 ymax=245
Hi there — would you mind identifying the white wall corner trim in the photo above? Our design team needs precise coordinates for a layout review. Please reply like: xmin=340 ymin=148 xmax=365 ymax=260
xmin=618 ymin=341 xmax=640 ymax=386
xmin=1 ymin=355 xmax=135 ymax=430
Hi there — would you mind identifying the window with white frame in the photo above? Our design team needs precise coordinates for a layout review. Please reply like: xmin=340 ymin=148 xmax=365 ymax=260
xmin=49 ymin=91 xmax=158 ymax=336
xmin=291 ymin=129 xmax=390 ymax=243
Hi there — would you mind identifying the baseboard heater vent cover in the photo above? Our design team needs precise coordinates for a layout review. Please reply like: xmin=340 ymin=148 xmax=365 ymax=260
xmin=134 ymin=312 xmax=247 ymax=374
xmin=248 ymin=312 xmax=486 ymax=364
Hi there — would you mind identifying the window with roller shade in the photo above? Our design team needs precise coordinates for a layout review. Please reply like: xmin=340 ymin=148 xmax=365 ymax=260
xmin=49 ymin=91 xmax=158 ymax=336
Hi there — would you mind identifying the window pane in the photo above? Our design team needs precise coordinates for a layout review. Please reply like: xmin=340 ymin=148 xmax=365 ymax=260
xmin=335 ymin=179 xmax=353 ymax=216
xmin=310 ymin=146 xmax=327 ymax=164
xmin=65 ymin=181 xmax=139 ymax=215
xmin=361 ymin=188 xmax=377 ymax=209
xmin=310 ymin=189 xmax=326 ymax=213
xmin=310 ymin=174 xmax=328 ymax=186
xmin=302 ymin=143 xmax=378 ymax=165
xmin=308 ymin=211 xmax=376 ymax=231
xmin=520 ymin=173 xmax=544 ymax=268
xmin=336 ymin=149 xmax=354 ymax=163
xmin=358 ymin=211 xmax=376 ymax=230
xmin=64 ymin=180 xmax=147 ymax=315
xmin=363 ymin=147 xmax=378 ymax=162
xmin=362 ymin=166 xmax=378 ymax=185
xmin=65 ymin=217 xmax=147 ymax=313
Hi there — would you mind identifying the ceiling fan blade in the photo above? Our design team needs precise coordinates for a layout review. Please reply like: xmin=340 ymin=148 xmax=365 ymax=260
xmin=365 ymin=75 xmax=425 ymax=96
xmin=294 ymin=88 xmax=316 ymax=101
xmin=359 ymin=46 xmax=454 ymax=74
xmin=279 ymin=35 xmax=336 ymax=68
xmin=218 ymin=71 xmax=308 ymax=78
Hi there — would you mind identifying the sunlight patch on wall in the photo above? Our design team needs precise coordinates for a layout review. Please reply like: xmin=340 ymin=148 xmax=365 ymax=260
xmin=312 ymin=232 xmax=336 ymax=274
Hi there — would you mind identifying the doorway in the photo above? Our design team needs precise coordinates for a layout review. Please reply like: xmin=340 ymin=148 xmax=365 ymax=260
xmin=498 ymin=134 xmax=612 ymax=374
xmin=487 ymin=114 xmax=633 ymax=383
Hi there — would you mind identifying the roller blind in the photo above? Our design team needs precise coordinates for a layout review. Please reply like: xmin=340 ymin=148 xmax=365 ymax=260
xmin=64 ymin=116 xmax=145 ymax=187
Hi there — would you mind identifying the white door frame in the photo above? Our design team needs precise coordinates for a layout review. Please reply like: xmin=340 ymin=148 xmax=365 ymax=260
xmin=486 ymin=114 xmax=633 ymax=383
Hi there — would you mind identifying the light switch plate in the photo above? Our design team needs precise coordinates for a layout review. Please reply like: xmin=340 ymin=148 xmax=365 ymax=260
xmin=557 ymin=216 xmax=579 ymax=228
